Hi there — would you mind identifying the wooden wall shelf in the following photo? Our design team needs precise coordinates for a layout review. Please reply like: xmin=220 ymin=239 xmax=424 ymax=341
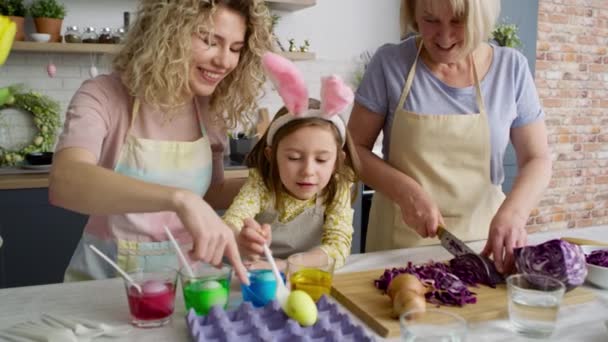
xmin=10 ymin=42 xmax=315 ymax=61
xmin=266 ymin=0 xmax=316 ymax=11
xmin=12 ymin=41 xmax=120 ymax=54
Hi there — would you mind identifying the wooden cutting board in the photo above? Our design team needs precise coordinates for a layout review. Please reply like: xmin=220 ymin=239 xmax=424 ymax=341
xmin=331 ymin=268 xmax=595 ymax=338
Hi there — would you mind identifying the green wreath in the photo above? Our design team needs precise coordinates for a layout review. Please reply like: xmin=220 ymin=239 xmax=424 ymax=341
xmin=0 ymin=87 xmax=61 ymax=166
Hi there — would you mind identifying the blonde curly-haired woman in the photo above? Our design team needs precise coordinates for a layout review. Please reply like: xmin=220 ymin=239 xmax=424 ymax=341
xmin=50 ymin=0 xmax=273 ymax=284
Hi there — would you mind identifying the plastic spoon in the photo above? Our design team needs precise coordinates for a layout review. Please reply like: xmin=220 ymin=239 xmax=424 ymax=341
xmin=67 ymin=317 xmax=132 ymax=337
xmin=262 ymin=244 xmax=290 ymax=309
xmin=42 ymin=314 xmax=103 ymax=339
xmin=87 ymin=244 xmax=142 ymax=293
xmin=163 ymin=225 xmax=195 ymax=278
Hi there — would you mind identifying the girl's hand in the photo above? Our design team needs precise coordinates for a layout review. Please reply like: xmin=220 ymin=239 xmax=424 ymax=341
xmin=481 ymin=208 xmax=528 ymax=274
xmin=172 ymin=190 xmax=249 ymax=284
xmin=397 ymin=185 xmax=444 ymax=238
xmin=237 ymin=218 xmax=272 ymax=261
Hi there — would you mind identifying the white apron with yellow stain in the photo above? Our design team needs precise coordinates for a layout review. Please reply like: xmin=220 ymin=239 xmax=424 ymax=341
xmin=65 ymin=98 xmax=213 ymax=280
xmin=366 ymin=42 xmax=505 ymax=252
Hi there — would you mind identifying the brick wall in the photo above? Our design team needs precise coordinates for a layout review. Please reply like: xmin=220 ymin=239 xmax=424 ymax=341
xmin=529 ymin=0 xmax=608 ymax=232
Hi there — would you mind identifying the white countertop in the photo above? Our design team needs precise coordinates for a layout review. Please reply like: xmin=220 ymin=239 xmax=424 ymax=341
xmin=1 ymin=226 xmax=608 ymax=341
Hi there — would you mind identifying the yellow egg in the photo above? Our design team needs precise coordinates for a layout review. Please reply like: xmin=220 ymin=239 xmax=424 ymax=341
xmin=284 ymin=290 xmax=318 ymax=326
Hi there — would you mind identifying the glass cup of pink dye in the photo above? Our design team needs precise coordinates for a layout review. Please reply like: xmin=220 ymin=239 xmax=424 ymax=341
xmin=123 ymin=267 xmax=178 ymax=328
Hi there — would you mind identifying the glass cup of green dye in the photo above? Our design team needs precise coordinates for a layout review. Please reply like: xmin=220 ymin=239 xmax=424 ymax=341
xmin=179 ymin=262 xmax=232 ymax=315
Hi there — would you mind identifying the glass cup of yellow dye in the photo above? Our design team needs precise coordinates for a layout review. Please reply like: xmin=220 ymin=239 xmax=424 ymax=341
xmin=179 ymin=262 xmax=232 ymax=315
xmin=286 ymin=252 xmax=335 ymax=302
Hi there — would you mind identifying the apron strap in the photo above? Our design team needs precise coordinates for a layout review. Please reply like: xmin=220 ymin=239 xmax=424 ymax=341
xmin=397 ymin=39 xmax=424 ymax=111
xmin=313 ymin=194 xmax=325 ymax=215
xmin=126 ymin=98 xmax=141 ymax=137
xmin=193 ymin=97 xmax=207 ymax=136
xmin=470 ymin=53 xmax=486 ymax=116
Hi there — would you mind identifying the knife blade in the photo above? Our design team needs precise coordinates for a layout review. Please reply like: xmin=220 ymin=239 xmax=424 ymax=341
xmin=437 ymin=225 xmax=476 ymax=256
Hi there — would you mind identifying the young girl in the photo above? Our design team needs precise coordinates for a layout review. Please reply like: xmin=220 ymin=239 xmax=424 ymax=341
xmin=223 ymin=52 xmax=360 ymax=270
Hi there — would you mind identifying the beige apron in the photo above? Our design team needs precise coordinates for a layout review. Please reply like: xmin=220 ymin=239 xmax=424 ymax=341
xmin=366 ymin=42 xmax=505 ymax=252
xmin=256 ymin=196 xmax=325 ymax=259
xmin=65 ymin=98 xmax=213 ymax=280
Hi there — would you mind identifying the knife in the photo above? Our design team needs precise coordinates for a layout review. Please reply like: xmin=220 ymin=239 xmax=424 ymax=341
xmin=437 ymin=225 xmax=476 ymax=256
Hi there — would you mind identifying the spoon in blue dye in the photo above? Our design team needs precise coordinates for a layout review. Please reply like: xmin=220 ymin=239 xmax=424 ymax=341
xmin=262 ymin=244 xmax=290 ymax=309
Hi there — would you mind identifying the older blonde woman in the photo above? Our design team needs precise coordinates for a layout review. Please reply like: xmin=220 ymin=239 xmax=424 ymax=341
xmin=50 ymin=0 xmax=273 ymax=283
xmin=349 ymin=0 xmax=551 ymax=273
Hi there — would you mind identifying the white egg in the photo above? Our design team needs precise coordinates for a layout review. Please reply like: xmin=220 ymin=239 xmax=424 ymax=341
xmin=142 ymin=280 xmax=168 ymax=294
xmin=201 ymin=280 xmax=221 ymax=290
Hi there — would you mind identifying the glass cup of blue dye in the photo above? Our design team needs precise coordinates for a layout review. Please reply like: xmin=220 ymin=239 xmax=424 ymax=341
xmin=241 ymin=269 xmax=286 ymax=307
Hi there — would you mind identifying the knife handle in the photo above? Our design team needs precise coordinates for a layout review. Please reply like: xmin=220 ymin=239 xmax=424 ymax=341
xmin=562 ymin=237 xmax=608 ymax=247
xmin=436 ymin=225 xmax=446 ymax=238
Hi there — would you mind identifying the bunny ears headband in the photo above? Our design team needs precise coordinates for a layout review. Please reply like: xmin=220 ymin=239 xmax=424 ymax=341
xmin=262 ymin=52 xmax=354 ymax=147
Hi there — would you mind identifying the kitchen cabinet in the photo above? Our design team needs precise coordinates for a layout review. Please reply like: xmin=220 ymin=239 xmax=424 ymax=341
xmin=0 ymin=188 xmax=87 ymax=289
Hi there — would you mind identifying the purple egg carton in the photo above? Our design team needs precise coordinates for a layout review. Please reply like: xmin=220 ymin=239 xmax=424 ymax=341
xmin=185 ymin=295 xmax=375 ymax=342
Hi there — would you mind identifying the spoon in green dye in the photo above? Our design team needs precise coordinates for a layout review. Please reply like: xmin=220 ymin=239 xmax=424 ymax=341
xmin=164 ymin=225 xmax=195 ymax=278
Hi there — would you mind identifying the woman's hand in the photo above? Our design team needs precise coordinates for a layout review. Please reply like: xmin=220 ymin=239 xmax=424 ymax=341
xmin=481 ymin=208 xmax=528 ymax=274
xmin=236 ymin=218 xmax=272 ymax=261
xmin=397 ymin=184 xmax=444 ymax=238
xmin=172 ymin=190 xmax=249 ymax=284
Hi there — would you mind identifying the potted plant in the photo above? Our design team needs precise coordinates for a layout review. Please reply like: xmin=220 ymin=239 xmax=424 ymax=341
xmin=28 ymin=0 xmax=66 ymax=43
xmin=0 ymin=0 xmax=27 ymax=41
xmin=491 ymin=22 xmax=522 ymax=49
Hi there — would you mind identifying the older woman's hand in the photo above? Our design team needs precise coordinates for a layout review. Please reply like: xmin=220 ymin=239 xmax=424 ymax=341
xmin=398 ymin=186 xmax=445 ymax=239
xmin=481 ymin=209 xmax=528 ymax=274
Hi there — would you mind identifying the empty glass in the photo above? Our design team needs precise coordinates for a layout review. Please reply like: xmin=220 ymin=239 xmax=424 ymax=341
xmin=400 ymin=309 xmax=467 ymax=342
xmin=507 ymin=274 xmax=565 ymax=338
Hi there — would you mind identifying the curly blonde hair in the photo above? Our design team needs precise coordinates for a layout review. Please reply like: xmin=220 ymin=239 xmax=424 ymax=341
xmin=113 ymin=0 xmax=273 ymax=128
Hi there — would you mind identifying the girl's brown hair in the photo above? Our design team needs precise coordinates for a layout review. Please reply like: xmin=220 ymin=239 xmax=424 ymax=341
xmin=113 ymin=0 xmax=273 ymax=128
xmin=246 ymin=99 xmax=361 ymax=210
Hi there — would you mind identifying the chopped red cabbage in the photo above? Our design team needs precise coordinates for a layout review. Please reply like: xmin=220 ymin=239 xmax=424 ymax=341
xmin=586 ymin=250 xmax=608 ymax=268
xmin=374 ymin=261 xmax=477 ymax=307
xmin=449 ymin=253 xmax=503 ymax=288
xmin=514 ymin=239 xmax=587 ymax=291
